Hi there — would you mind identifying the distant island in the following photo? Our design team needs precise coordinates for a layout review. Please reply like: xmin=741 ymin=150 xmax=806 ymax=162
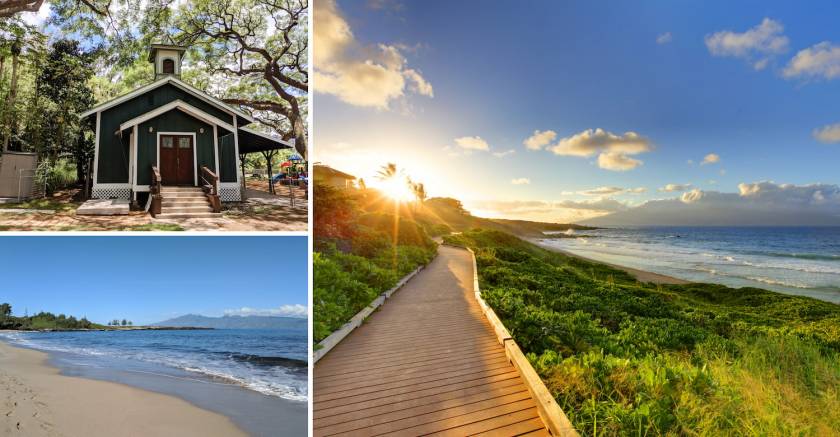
xmin=0 ymin=304 xmax=211 ymax=332
xmin=153 ymin=314 xmax=307 ymax=329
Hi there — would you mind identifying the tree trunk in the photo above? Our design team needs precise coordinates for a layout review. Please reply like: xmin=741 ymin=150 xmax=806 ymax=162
xmin=2 ymin=50 xmax=19 ymax=152
xmin=0 ymin=55 xmax=6 ymax=90
xmin=291 ymin=114 xmax=307 ymax=160
xmin=239 ymin=153 xmax=247 ymax=200
xmin=262 ymin=150 xmax=276 ymax=195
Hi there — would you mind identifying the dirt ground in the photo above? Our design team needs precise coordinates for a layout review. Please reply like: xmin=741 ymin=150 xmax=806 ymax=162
xmin=0 ymin=186 xmax=308 ymax=232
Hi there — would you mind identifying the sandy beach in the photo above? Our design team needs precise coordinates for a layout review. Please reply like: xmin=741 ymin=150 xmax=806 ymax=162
xmin=0 ymin=340 xmax=246 ymax=437
xmin=530 ymin=238 xmax=690 ymax=285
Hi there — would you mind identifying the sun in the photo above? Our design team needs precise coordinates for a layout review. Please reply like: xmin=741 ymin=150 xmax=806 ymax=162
xmin=379 ymin=176 xmax=415 ymax=202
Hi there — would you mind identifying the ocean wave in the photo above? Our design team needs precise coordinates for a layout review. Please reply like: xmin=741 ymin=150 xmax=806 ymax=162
xmin=177 ymin=364 xmax=307 ymax=402
xmin=748 ymin=251 xmax=840 ymax=262
xmin=745 ymin=276 xmax=812 ymax=289
xmin=226 ymin=353 xmax=307 ymax=371
xmin=739 ymin=259 xmax=840 ymax=275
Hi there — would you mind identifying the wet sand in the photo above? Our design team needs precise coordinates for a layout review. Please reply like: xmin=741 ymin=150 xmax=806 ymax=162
xmin=530 ymin=238 xmax=690 ymax=285
xmin=0 ymin=340 xmax=247 ymax=437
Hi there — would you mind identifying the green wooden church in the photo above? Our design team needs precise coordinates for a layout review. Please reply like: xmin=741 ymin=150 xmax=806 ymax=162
xmin=80 ymin=44 xmax=292 ymax=218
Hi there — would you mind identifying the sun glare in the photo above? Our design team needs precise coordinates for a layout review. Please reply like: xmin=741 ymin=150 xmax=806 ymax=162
xmin=379 ymin=176 xmax=415 ymax=202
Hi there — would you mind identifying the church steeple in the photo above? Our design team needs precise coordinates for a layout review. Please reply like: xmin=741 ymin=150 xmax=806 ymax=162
xmin=148 ymin=43 xmax=187 ymax=80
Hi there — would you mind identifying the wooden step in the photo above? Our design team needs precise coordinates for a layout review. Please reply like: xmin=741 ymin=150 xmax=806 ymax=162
xmin=155 ymin=212 xmax=221 ymax=219
xmin=162 ymin=199 xmax=210 ymax=207
xmin=162 ymin=193 xmax=207 ymax=199
xmin=163 ymin=205 xmax=213 ymax=213
xmin=161 ymin=186 xmax=203 ymax=192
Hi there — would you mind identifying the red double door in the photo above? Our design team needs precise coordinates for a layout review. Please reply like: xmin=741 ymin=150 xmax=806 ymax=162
xmin=159 ymin=135 xmax=194 ymax=186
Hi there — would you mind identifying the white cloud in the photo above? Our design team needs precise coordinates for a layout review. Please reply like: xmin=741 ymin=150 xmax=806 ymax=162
xmin=597 ymin=151 xmax=643 ymax=171
xmin=492 ymin=149 xmax=516 ymax=158
xmin=404 ymin=68 xmax=434 ymax=97
xmin=549 ymin=128 xmax=652 ymax=171
xmin=680 ymin=189 xmax=704 ymax=203
xmin=313 ymin=0 xmax=433 ymax=109
xmin=523 ymin=130 xmax=557 ymax=150
xmin=813 ymin=122 xmax=840 ymax=143
xmin=784 ymin=42 xmax=840 ymax=80
xmin=511 ymin=178 xmax=530 ymax=185
xmin=659 ymin=183 xmax=693 ymax=192
xmin=701 ymin=153 xmax=720 ymax=165
xmin=705 ymin=18 xmax=789 ymax=70
xmin=223 ymin=304 xmax=307 ymax=318
xmin=454 ymin=136 xmax=490 ymax=151
xmin=579 ymin=186 xmax=647 ymax=196
xmin=656 ymin=32 xmax=672 ymax=45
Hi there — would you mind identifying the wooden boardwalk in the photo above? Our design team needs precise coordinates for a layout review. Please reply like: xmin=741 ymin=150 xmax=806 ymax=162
xmin=314 ymin=245 xmax=551 ymax=436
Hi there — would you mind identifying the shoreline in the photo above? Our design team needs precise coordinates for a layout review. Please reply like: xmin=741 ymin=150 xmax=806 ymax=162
xmin=529 ymin=238 xmax=690 ymax=285
xmin=0 ymin=339 xmax=247 ymax=437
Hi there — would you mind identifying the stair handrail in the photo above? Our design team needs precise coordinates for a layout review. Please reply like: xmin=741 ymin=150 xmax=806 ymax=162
xmin=200 ymin=166 xmax=221 ymax=213
xmin=151 ymin=166 xmax=162 ymax=194
xmin=200 ymin=166 xmax=219 ymax=195
xmin=149 ymin=166 xmax=162 ymax=216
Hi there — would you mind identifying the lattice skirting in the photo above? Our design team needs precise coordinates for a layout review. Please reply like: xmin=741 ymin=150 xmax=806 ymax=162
xmin=219 ymin=183 xmax=241 ymax=202
xmin=92 ymin=184 xmax=132 ymax=200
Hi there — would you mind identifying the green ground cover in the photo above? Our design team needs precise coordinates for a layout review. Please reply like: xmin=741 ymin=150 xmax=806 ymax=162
xmin=445 ymin=229 xmax=840 ymax=436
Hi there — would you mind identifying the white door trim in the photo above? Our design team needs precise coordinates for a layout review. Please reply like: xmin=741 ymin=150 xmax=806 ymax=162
xmin=156 ymin=131 xmax=198 ymax=186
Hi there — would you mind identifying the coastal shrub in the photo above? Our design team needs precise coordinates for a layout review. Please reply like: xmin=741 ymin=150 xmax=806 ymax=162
xmin=446 ymin=228 xmax=840 ymax=436
xmin=313 ymin=183 xmax=357 ymax=239
xmin=0 ymin=304 xmax=99 ymax=330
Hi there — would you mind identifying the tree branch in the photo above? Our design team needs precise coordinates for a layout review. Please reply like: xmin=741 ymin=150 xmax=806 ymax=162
xmin=0 ymin=0 xmax=44 ymax=17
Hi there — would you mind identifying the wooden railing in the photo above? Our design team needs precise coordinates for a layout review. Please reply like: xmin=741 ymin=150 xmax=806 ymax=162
xmin=149 ymin=166 xmax=162 ymax=217
xmin=200 ymin=166 xmax=221 ymax=212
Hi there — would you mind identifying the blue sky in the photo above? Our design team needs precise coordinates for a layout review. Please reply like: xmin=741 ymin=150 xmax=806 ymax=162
xmin=314 ymin=0 xmax=840 ymax=224
xmin=0 ymin=237 xmax=308 ymax=325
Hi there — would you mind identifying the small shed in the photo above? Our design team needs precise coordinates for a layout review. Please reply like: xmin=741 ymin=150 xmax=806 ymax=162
xmin=0 ymin=151 xmax=38 ymax=200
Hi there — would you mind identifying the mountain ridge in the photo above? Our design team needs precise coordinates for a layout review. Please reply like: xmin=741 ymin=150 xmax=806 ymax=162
xmin=153 ymin=314 xmax=306 ymax=329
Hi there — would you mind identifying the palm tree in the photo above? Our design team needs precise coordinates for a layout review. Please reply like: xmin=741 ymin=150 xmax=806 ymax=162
xmin=412 ymin=182 xmax=427 ymax=208
xmin=376 ymin=163 xmax=398 ymax=181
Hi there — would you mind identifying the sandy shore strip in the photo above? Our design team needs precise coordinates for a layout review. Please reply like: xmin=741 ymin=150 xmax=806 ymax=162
xmin=0 ymin=340 xmax=246 ymax=437
xmin=530 ymin=238 xmax=690 ymax=285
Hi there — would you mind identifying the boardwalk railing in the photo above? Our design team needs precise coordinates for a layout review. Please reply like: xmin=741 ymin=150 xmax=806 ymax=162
xmin=464 ymin=246 xmax=579 ymax=437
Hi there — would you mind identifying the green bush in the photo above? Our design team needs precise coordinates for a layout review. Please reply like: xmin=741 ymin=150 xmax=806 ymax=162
xmin=35 ymin=158 xmax=77 ymax=194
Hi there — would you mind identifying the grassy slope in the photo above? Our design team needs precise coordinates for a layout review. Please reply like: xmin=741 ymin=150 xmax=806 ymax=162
xmin=445 ymin=229 xmax=840 ymax=436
